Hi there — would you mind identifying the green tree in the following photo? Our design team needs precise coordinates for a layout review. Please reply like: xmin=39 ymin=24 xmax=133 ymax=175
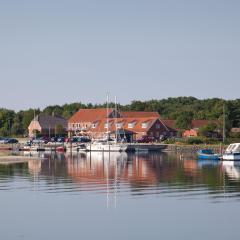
xmin=11 ymin=114 xmax=24 ymax=136
xmin=174 ymin=111 xmax=194 ymax=130
xmin=198 ymin=123 xmax=218 ymax=138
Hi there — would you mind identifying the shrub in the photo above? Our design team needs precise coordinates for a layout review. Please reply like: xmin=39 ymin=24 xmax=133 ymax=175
xmin=186 ymin=137 xmax=204 ymax=145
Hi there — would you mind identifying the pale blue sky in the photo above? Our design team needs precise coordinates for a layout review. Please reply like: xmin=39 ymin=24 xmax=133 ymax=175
xmin=0 ymin=0 xmax=239 ymax=110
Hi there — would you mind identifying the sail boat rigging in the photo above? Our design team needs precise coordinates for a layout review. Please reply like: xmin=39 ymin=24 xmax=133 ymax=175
xmin=86 ymin=94 xmax=128 ymax=152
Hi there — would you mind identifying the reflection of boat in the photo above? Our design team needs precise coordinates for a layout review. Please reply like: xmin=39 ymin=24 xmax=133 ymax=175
xmin=222 ymin=161 xmax=240 ymax=179
xmin=28 ymin=159 xmax=42 ymax=174
xmin=222 ymin=143 xmax=240 ymax=161
xmin=197 ymin=149 xmax=221 ymax=160
xmin=66 ymin=143 xmax=87 ymax=153
xmin=198 ymin=159 xmax=221 ymax=168
xmin=86 ymin=151 xmax=128 ymax=162
xmin=86 ymin=140 xmax=128 ymax=152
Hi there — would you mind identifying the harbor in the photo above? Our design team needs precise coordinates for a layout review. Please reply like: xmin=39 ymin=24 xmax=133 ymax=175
xmin=0 ymin=150 xmax=240 ymax=240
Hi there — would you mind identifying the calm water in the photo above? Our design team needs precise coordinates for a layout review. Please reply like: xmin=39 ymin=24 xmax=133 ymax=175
xmin=0 ymin=151 xmax=240 ymax=240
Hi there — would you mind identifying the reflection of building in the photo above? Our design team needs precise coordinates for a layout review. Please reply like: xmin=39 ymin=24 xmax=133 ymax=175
xmin=28 ymin=114 xmax=67 ymax=137
xmin=66 ymin=153 xmax=175 ymax=186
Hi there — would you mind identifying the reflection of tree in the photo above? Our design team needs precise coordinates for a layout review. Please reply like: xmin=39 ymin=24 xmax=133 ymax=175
xmin=0 ymin=163 xmax=28 ymax=177
xmin=1 ymin=152 xmax=240 ymax=197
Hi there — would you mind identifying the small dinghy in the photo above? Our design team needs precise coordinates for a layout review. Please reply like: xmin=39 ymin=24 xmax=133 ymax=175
xmin=197 ymin=149 xmax=221 ymax=160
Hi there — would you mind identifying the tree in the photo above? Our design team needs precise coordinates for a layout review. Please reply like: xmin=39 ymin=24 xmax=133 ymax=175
xmin=174 ymin=111 xmax=194 ymax=130
xmin=11 ymin=114 xmax=24 ymax=136
xmin=198 ymin=123 xmax=218 ymax=138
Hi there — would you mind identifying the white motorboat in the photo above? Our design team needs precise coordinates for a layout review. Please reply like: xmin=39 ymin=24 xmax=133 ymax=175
xmin=222 ymin=143 xmax=240 ymax=161
xmin=86 ymin=140 xmax=128 ymax=152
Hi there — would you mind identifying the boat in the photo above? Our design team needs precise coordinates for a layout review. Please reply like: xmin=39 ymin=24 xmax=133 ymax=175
xmin=56 ymin=146 xmax=66 ymax=152
xmin=66 ymin=143 xmax=87 ymax=153
xmin=86 ymin=95 xmax=128 ymax=152
xmin=197 ymin=149 xmax=221 ymax=160
xmin=222 ymin=143 xmax=240 ymax=161
xmin=86 ymin=139 xmax=128 ymax=152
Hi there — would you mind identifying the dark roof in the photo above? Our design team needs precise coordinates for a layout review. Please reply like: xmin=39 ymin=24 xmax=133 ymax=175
xmin=34 ymin=114 xmax=67 ymax=129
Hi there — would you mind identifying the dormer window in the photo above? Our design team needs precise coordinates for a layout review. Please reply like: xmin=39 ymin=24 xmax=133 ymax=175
xmin=128 ymin=122 xmax=136 ymax=129
xmin=91 ymin=123 xmax=97 ymax=129
xmin=104 ymin=123 xmax=111 ymax=128
xmin=142 ymin=122 xmax=148 ymax=129
xmin=116 ymin=123 xmax=123 ymax=129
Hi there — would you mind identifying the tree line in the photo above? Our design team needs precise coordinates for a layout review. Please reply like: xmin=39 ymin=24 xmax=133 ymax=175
xmin=0 ymin=97 xmax=240 ymax=137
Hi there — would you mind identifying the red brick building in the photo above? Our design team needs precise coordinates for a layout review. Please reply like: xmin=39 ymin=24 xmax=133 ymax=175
xmin=68 ymin=108 xmax=176 ymax=141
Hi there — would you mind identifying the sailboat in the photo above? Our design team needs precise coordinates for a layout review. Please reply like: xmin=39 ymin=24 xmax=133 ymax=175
xmin=86 ymin=95 xmax=128 ymax=152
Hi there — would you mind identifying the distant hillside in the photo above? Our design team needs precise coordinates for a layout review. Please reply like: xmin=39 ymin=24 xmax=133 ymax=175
xmin=0 ymin=97 xmax=240 ymax=136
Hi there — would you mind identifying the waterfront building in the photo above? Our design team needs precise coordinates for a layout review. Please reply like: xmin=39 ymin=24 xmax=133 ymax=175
xmin=68 ymin=108 xmax=175 ymax=141
xmin=28 ymin=114 xmax=67 ymax=137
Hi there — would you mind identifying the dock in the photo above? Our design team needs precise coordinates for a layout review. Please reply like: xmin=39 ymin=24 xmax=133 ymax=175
xmin=0 ymin=156 xmax=45 ymax=165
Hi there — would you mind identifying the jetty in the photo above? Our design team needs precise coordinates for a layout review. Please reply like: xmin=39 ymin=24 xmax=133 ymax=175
xmin=0 ymin=156 xmax=45 ymax=165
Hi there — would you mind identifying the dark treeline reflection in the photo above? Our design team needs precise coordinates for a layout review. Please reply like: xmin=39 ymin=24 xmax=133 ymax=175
xmin=1 ymin=152 xmax=240 ymax=199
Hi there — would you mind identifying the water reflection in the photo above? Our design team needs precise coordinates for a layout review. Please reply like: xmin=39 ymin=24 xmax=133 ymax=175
xmin=0 ymin=152 xmax=240 ymax=201
xmin=222 ymin=161 xmax=240 ymax=180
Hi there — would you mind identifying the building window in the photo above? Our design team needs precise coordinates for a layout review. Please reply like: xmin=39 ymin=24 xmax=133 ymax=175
xmin=156 ymin=124 xmax=161 ymax=129
xmin=116 ymin=123 xmax=123 ymax=129
xmin=104 ymin=123 xmax=111 ymax=128
xmin=142 ymin=123 xmax=148 ymax=129
xmin=91 ymin=124 xmax=97 ymax=129
xmin=128 ymin=122 xmax=136 ymax=128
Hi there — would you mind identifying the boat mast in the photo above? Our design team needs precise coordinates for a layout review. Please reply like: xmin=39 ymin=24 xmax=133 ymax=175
xmin=107 ymin=93 xmax=109 ymax=141
xmin=223 ymin=103 xmax=226 ymax=143
xmin=34 ymin=109 xmax=36 ymax=139
xmin=115 ymin=96 xmax=117 ymax=143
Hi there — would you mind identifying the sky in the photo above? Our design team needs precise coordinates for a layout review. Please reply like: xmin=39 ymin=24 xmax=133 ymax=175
xmin=0 ymin=0 xmax=239 ymax=111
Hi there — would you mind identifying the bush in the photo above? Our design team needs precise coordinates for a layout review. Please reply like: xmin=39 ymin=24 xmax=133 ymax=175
xmin=164 ymin=138 xmax=176 ymax=144
xmin=185 ymin=137 xmax=204 ymax=145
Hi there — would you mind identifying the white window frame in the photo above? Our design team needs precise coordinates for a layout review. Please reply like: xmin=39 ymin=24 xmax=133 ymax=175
xmin=142 ymin=123 xmax=148 ymax=129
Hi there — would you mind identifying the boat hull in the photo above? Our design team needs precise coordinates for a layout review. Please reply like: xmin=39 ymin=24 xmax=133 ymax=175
xmin=86 ymin=144 xmax=127 ymax=152
xmin=197 ymin=154 xmax=220 ymax=160
xmin=197 ymin=150 xmax=221 ymax=160
xmin=222 ymin=153 xmax=240 ymax=161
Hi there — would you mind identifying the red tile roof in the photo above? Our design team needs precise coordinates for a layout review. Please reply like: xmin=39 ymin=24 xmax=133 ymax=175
xmin=68 ymin=108 xmax=114 ymax=123
xmin=121 ymin=111 xmax=160 ymax=118
xmin=162 ymin=120 xmax=176 ymax=129
xmin=162 ymin=119 xmax=219 ymax=130
xmin=191 ymin=120 xmax=219 ymax=129
xmin=88 ymin=117 xmax=160 ymax=134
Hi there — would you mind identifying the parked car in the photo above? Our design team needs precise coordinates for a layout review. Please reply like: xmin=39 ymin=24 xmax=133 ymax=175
xmin=78 ymin=136 xmax=91 ymax=143
xmin=51 ymin=137 xmax=58 ymax=142
xmin=159 ymin=135 xmax=168 ymax=141
xmin=6 ymin=138 xmax=19 ymax=144
xmin=32 ymin=138 xmax=45 ymax=144
xmin=57 ymin=137 xmax=65 ymax=143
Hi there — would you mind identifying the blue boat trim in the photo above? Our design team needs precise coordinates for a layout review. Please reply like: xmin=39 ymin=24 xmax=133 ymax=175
xmin=197 ymin=149 xmax=221 ymax=160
